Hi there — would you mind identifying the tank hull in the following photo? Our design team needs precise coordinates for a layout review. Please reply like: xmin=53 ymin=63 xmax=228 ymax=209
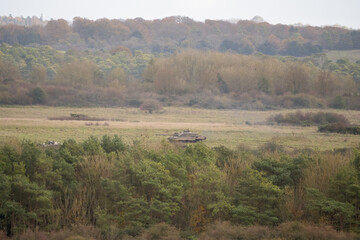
xmin=167 ymin=130 xmax=206 ymax=143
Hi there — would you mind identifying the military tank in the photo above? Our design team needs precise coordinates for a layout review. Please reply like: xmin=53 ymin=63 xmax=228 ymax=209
xmin=168 ymin=130 xmax=206 ymax=143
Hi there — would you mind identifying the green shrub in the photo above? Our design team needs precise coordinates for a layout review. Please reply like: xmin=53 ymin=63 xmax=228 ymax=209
xmin=318 ymin=123 xmax=360 ymax=135
xmin=269 ymin=111 xmax=350 ymax=126
xmin=330 ymin=96 xmax=347 ymax=109
xmin=140 ymin=99 xmax=163 ymax=113
xmin=30 ymin=87 xmax=47 ymax=104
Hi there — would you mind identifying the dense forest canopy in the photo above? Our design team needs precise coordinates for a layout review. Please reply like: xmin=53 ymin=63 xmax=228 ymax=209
xmin=0 ymin=136 xmax=359 ymax=239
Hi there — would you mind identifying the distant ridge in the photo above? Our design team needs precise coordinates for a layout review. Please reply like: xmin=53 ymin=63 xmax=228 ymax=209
xmin=0 ymin=15 xmax=358 ymax=55
xmin=0 ymin=15 xmax=47 ymax=26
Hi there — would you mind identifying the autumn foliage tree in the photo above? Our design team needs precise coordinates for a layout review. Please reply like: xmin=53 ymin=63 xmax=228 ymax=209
xmin=56 ymin=60 xmax=100 ymax=86
xmin=144 ymin=50 xmax=356 ymax=100
xmin=0 ymin=15 xmax=359 ymax=55
xmin=44 ymin=19 xmax=71 ymax=43
xmin=1 ymin=40 xmax=359 ymax=109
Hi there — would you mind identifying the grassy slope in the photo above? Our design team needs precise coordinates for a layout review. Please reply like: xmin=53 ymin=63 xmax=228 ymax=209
xmin=325 ymin=49 xmax=360 ymax=62
xmin=0 ymin=106 xmax=359 ymax=150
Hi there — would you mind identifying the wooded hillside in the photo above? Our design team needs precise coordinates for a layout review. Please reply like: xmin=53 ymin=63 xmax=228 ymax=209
xmin=0 ymin=16 xmax=360 ymax=109
xmin=1 ymin=44 xmax=360 ymax=109
xmin=0 ymin=16 xmax=359 ymax=55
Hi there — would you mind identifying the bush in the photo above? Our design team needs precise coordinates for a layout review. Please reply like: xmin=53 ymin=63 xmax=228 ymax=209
xmin=269 ymin=111 xmax=350 ymax=126
xmin=259 ymin=141 xmax=284 ymax=153
xmin=136 ymin=223 xmax=181 ymax=240
xmin=318 ymin=123 xmax=360 ymax=135
xmin=199 ymin=221 xmax=245 ymax=240
xmin=200 ymin=221 xmax=355 ymax=240
xmin=291 ymin=96 xmax=310 ymax=108
xmin=30 ymin=87 xmax=47 ymax=104
xmin=127 ymin=99 xmax=143 ymax=107
xmin=278 ymin=221 xmax=355 ymax=240
xmin=279 ymin=94 xmax=324 ymax=109
xmin=49 ymin=225 xmax=100 ymax=240
xmin=330 ymin=96 xmax=347 ymax=109
xmin=101 ymin=135 xmax=126 ymax=153
xmin=140 ymin=99 xmax=163 ymax=113
xmin=18 ymin=229 xmax=48 ymax=240
xmin=201 ymin=222 xmax=273 ymax=240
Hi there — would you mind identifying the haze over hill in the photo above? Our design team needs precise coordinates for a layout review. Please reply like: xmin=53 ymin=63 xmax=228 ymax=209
xmin=1 ymin=0 xmax=360 ymax=29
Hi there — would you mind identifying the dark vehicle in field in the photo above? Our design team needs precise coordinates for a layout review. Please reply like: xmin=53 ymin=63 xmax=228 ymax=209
xmin=168 ymin=130 xmax=206 ymax=143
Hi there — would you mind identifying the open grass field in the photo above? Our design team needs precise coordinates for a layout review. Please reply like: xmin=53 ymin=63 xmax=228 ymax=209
xmin=325 ymin=49 xmax=360 ymax=62
xmin=0 ymin=106 xmax=359 ymax=151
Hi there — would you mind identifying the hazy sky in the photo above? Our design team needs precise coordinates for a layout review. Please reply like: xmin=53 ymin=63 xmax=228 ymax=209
xmin=1 ymin=0 xmax=360 ymax=29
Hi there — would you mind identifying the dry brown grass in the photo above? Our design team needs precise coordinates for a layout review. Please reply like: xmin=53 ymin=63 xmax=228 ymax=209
xmin=0 ymin=106 xmax=359 ymax=150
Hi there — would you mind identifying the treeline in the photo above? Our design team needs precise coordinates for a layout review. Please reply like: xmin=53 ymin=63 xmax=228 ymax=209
xmin=1 ymin=45 xmax=360 ymax=109
xmin=144 ymin=51 xmax=360 ymax=109
xmin=0 ymin=16 xmax=360 ymax=56
xmin=0 ymin=136 xmax=359 ymax=239
xmin=0 ymin=44 xmax=152 ymax=107
xmin=0 ymin=15 xmax=46 ymax=27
